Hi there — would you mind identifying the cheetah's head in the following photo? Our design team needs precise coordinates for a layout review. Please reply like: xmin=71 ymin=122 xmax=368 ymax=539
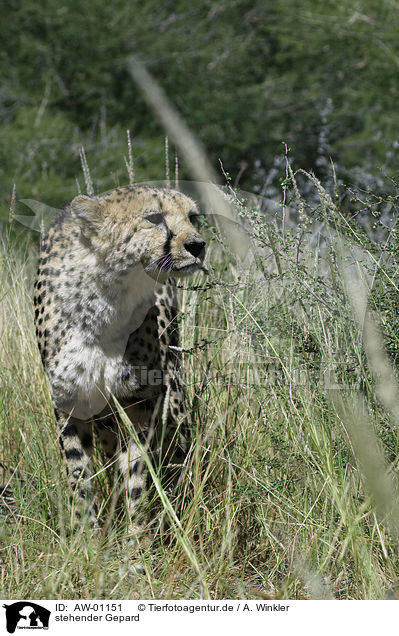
xmin=71 ymin=185 xmax=206 ymax=282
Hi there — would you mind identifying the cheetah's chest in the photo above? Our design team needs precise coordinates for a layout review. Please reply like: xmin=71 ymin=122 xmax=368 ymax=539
xmin=50 ymin=268 xmax=161 ymax=420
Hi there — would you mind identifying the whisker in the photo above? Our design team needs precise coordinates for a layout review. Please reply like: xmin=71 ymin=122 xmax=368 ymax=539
xmin=146 ymin=252 xmax=175 ymax=274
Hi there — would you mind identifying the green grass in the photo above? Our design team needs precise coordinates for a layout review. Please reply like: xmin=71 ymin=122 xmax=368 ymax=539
xmin=2 ymin=167 xmax=399 ymax=600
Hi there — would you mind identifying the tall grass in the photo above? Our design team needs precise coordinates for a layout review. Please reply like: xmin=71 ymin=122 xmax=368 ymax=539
xmin=1 ymin=161 xmax=399 ymax=599
xmin=2 ymin=63 xmax=399 ymax=598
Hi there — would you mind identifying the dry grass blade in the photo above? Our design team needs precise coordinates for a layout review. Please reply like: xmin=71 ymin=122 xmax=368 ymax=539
xmin=343 ymin=260 xmax=399 ymax=429
xmin=175 ymin=153 xmax=179 ymax=190
xmin=79 ymin=146 xmax=94 ymax=196
xmin=165 ymin=136 xmax=170 ymax=188
xmin=124 ymin=129 xmax=135 ymax=185
xmin=9 ymin=184 xmax=16 ymax=224
xmin=332 ymin=392 xmax=399 ymax=541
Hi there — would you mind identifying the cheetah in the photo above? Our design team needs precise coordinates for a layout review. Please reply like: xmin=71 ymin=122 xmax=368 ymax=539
xmin=33 ymin=185 xmax=206 ymax=534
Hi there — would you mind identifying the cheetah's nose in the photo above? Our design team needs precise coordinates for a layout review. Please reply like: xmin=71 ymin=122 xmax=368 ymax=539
xmin=184 ymin=240 xmax=206 ymax=258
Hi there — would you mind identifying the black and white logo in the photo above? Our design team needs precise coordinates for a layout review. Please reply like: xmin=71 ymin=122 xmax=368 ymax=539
xmin=2 ymin=602 xmax=50 ymax=634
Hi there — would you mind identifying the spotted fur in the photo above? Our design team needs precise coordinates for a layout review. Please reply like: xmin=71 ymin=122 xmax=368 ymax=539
xmin=34 ymin=185 xmax=206 ymax=534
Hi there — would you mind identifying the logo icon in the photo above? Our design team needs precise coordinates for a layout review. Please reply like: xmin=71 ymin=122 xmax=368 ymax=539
xmin=2 ymin=602 xmax=50 ymax=633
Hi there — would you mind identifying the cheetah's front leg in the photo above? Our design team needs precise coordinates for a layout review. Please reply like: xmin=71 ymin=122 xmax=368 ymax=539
xmin=56 ymin=410 xmax=98 ymax=531
xmin=95 ymin=410 xmax=148 ymax=539
xmin=117 ymin=436 xmax=147 ymax=540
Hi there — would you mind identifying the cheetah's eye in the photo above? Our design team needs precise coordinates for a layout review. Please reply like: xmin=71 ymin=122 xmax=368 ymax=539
xmin=145 ymin=213 xmax=164 ymax=225
xmin=189 ymin=213 xmax=202 ymax=228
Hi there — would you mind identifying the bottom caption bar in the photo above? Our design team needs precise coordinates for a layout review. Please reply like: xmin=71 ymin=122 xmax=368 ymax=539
xmin=0 ymin=600 xmax=396 ymax=635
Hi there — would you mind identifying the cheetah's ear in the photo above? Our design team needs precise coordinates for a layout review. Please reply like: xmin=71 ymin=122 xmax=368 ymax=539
xmin=71 ymin=195 xmax=104 ymax=225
